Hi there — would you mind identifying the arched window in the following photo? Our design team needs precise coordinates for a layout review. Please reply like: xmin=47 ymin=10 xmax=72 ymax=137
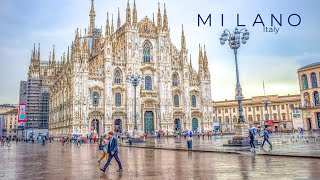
xmin=314 ymin=91 xmax=319 ymax=106
xmin=302 ymin=74 xmax=309 ymax=90
xmin=92 ymin=92 xmax=99 ymax=105
xmin=114 ymin=68 xmax=122 ymax=84
xmin=145 ymin=76 xmax=152 ymax=90
xmin=304 ymin=92 xmax=311 ymax=106
xmin=115 ymin=93 xmax=121 ymax=106
xmin=143 ymin=42 xmax=152 ymax=62
xmin=172 ymin=73 xmax=179 ymax=87
xmin=311 ymin=73 xmax=318 ymax=88
xmin=174 ymin=95 xmax=179 ymax=107
xmin=191 ymin=95 xmax=196 ymax=107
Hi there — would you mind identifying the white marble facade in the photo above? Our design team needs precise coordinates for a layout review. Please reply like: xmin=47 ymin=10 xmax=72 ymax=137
xmin=47 ymin=0 xmax=213 ymax=136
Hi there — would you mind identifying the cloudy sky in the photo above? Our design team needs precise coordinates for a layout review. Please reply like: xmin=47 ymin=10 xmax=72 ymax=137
xmin=0 ymin=0 xmax=319 ymax=104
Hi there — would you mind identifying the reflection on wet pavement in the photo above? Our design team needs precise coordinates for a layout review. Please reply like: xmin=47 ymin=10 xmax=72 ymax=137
xmin=0 ymin=142 xmax=320 ymax=179
xmin=124 ymin=133 xmax=320 ymax=157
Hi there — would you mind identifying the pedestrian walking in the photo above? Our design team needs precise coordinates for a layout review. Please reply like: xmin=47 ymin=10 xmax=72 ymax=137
xmin=93 ymin=136 xmax=97 ymax=143
xmin=249 ymin=129 xmax=255 ymax=149
xmin=100 ymin=132 xmax=123 ymax=173
xmin=42 ymin=136 xmax=46 ymax=145
xmin=157 ymin=131 xmax=161 ymax=140
xmin=260 ymin=128 xmax=272 ymax=148
xmin=98 ymin=134 xmax=109 ymax=164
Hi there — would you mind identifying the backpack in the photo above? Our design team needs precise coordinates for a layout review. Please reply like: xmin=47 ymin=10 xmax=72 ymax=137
xmin=99 ymin=138 xmax=103 ymax=150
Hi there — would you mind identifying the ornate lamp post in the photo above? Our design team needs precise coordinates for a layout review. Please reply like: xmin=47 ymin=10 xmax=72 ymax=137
xmin=262 ymin=100 xmax=272 ymax=121
xmin=220 ymin=28 xmax=249 ymax=123
xmin=220 ymin=28 xmax=251 ymax=146
xmin=126 ymin=74 xmax=144 ymax=138
xmin=92 ymin=92 xmax=99 ymax=135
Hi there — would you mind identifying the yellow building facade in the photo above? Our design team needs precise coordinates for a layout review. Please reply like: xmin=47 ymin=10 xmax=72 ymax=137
xmin=2 ymin=109 xmax=18 ymax=137
xmin=212 ymin=95 xmax=300 ymax=131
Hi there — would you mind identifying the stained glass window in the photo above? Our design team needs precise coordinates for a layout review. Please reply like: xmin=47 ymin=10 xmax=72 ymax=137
xmin=191 ymin=95 xmax=196 ymax=107
xmin=314 ymin=91 xmax=319 ymax=106
xmin=302 ymin=74 xmax=309 ymax=89
xmin=145 ymin=76 xmax=152 ymax=90
xmin=174 ymin=95 xmax=179 ymax=107
xmin=311 ymin=73 xmax=317 ymax=88
xmin=172 ymin=73 xmax=179 ymax=87
xmin=114 ymin=68 xmax=122 ymax=84
xmin=143 ymin=42 xmax=151 ymax=62
xmin=115 ymin=93 xmax=121 ymax=106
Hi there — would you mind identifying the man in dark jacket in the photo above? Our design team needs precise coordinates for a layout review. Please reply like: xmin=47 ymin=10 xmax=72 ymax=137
xmin=260 ymin=129 xmax=272 ymax=148
xmin=100 ymin=132 xmax=123 ymax=173
xmin=249 ymin=129 xmax=255 ymax=149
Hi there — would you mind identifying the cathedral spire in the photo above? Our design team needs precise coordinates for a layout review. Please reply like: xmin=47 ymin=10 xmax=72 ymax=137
xmin=189 ymin=54 xmax=193 ymax=70
xmin=117 ymin=7 xmax=121 ymax=30
xmin=203 ymin=45 xmax=208 ymax=69
xmin=163 ymin=3 xmax=168 ymax=32
xmin=181 ymin=24 xmax=186 ymax=50
xmin=67 ymin=46 xmax=70 ymax=62
xmin=37 ymin=43 xmax=40 ymax=61
xmin=111 ymin=14 xmax=114 ymax=34
xmin=62 ymin=52 xmax=66 ymax=64
xmin=52 ymin=45 xmax=56 ymax=62
xmin=49 ymin=51 xmax=51 ymax=64
xmin=126 ymin=0 xmax=131 ymax=26
xmin=198 ymin=44 xmax=203 ymax=71
xmin=105 ymin=12 xmax=110 ymax=37
xmin=157 ymin=2 xmax=162 ymax=31
xmin=132 ymin=0 xmax=138 ymax=27
xmin=75 ymin=28 xmax=80 ymax=49
xmin=152 ymin=13 xmax=155 ymax=25
xmin=89 ymin=0 xmax=96 ymax=36
xmin=33 ymin=43 xmax=36 ymax=60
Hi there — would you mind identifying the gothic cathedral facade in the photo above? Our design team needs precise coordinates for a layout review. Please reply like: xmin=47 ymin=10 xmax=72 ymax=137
xmin=40 ymin=0 xmax=213 ymax=136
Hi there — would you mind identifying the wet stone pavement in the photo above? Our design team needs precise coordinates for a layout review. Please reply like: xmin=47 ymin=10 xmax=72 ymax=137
xmin=1 ymin=141 xmax=320 ymax=180
xmin=122 ymin=133 xmax=320 ymax=158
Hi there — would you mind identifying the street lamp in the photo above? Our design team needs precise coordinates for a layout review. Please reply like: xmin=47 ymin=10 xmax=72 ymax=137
xmin=220 ymin=28 xmax=249 ymax=123
xmin=126 ymin=74 xmax=144 ymax=137
xmin=92 ymin=92 xmax=99 ymax=135
xmin=262 ymin=100 xmax=272 ymax=121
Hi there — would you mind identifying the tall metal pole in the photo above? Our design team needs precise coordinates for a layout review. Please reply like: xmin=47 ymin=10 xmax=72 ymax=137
xmin=133 ymin=80 xmax=137 ymax=135
xmin=94 ymin=105 xmax=97 ymax=135
xmin=234 ymin=49 xmax=244 ymax=123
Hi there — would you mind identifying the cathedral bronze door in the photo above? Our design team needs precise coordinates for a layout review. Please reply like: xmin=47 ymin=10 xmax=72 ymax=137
xmin=174 ymin=119 xmax=181 ymax=131
xmin=114 ymin=119 xmax=122 ymax=133
xmin=192 ymin=118 xmax=198 ymax=132
xmin=91 ymin=119 xmax=99 ymax=135
xmin=144 ymin=111 xmax=154 ymax=135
